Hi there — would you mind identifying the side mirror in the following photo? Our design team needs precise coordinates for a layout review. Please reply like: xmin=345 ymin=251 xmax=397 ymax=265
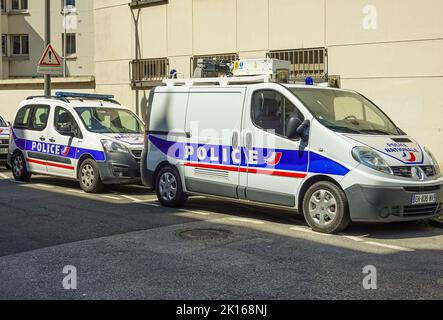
xmin=297 ymin=120 xmax=310 ymax=142
xmin=286 ymin=116 xmax=303 ymax=140
xmin=59 ymin=123 xmax=74 ymax=136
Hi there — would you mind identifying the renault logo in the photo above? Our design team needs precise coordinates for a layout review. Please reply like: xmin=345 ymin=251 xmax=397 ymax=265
xmin=411 ymin=167 xmax=425 ymax=181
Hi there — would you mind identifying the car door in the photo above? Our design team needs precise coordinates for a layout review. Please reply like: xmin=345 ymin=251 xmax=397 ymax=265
xmin=184 ymin=87 xmax=246 ymax=198
xmin=19 ymin=105 xmax=51 ymax=174
xmin=242 ymin=87 xmax=309 ymax=207
xmin=46 ymin=106 xmax=82 ymax=178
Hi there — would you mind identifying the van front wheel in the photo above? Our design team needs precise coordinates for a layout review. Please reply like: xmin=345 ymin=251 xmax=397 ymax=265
xmin=79 ymin=159 xmax=104 ymax=193
xmin=302 ymin=181 xmax=351 ymax=234
xmin=155 ymin=166 xmax=187 ymax=208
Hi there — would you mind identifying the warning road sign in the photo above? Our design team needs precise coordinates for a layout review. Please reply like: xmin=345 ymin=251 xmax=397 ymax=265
xmin=37 ymin=44 xmax=62 ymax=75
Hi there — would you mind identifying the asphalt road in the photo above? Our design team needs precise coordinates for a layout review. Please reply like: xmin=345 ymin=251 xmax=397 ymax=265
xmin=0 ymin=167 xmax=442 ymax=300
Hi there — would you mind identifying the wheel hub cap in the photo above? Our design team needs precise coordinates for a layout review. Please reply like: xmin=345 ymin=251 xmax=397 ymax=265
xmin=308 ymin=189 xmax=338 ymax=226
xmin=159 ymin=172 xmax=177 ymax=201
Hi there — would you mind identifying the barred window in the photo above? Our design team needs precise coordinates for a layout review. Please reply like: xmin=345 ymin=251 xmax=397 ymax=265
xmin=269 ymin=48 xmax=327 ymax=80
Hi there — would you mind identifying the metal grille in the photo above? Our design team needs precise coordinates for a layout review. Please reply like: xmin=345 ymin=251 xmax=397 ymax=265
xmin=402 ymin=203 xmax=442 ymax=217
xmin=269 ymin=48 xmax=327 ymax=80
xmin=130 ymin=58 xmax=169 ymax=87
xmin=391 ymin=166 xmax=436 ymax=178
xmin=0 ymin=139 xmax=8 ymax=147
xmin=191 ymin=53 xmax=238 ymax=76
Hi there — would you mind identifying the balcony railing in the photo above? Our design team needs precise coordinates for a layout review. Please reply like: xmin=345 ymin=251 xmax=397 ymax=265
xmin=130 ymin=58 xmax=169 ymax=88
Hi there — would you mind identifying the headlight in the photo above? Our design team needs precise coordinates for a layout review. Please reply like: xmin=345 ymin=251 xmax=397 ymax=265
xmin=424 ymin=147 xmax=441 ymax=176
xmin=101 ymin=139 xmax=129 ymax=153
xmin=352 ymin=146 xmax=393 ymax=175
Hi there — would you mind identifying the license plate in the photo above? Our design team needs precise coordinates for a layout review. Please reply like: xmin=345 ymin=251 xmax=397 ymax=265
xmin=0 ymin=148 xmax=8 ymax=153
xmin=412 ymin=193 xmax=436 ymax=205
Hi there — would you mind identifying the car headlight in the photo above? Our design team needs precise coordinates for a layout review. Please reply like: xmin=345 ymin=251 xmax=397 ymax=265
xmin=424 ymin=147 xmax=441 ymax=176
xmin=101 ymin=139 xmax=129 ymax=153
xmin=352 ymin=146 xmax=393 ymax=175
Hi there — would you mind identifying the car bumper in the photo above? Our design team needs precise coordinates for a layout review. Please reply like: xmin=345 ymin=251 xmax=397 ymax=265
xmin=97 ymin=152 xmax=141 ymax=185
xmin=345 ymin=184 xmax=443 ymax=222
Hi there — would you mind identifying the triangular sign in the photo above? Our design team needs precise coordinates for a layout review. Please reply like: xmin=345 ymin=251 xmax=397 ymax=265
xmin=38 ymin=44 xmax=61 ymax=67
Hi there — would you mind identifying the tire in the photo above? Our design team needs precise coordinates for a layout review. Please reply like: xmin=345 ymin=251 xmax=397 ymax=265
xmin=79 ymin=159 xmax=104 ymax=193
xmin=155 ymin=166 xmax=187 ymax=208
xmin=302 ymin=181 xmax=351 ymax=234
xmin=11 ymin=152 xmax=31 ymax=182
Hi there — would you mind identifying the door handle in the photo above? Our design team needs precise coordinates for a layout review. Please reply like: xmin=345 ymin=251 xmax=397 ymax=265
xmin=39 ymin=136 xmax=46 ymax=141
xmin=246 ymin=132 xmax=253 ymax=150
xmin=49 ymin=138 xmax=56 ymax=143
xmin=232 ymin=131 xmax=239 ymax=149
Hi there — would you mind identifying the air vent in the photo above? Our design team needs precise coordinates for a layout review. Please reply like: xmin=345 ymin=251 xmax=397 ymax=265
xmin=194 ymin=168 xmax=229 ymax=181
xmin=391 ymin=138 xmax=412 ymax=143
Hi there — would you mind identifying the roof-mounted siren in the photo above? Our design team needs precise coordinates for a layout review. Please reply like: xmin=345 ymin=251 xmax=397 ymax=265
xmin=193 ymin=59 xmax=232 ymax=78
xmin=232 ymin=58 xmax=291 ymax=83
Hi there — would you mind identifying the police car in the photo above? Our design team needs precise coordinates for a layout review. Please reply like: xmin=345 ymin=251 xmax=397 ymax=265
xmin=8 ymin=92 xmax=144 ymax=192
xmin=0 ymin=115 xmax=10 ymax=168
xmin=141 ymin=59 xmax=443 ymax=234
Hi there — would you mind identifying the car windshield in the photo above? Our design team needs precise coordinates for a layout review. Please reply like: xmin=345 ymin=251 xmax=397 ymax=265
xmin=75 ymin=107 xmax=144 ymax=134
xmin=0 ymin=117 xmax=7 ymax=127
xmin=289 ymin=88 xmax=400 ymax=135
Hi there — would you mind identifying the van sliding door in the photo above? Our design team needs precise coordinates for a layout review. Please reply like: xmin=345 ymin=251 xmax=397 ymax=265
xmin=184 ymin=88 xmax=246 ymax=198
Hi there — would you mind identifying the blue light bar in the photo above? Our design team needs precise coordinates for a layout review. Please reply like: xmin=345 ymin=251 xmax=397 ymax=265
xmin=55 ymin=92 xmax=115 ymax=100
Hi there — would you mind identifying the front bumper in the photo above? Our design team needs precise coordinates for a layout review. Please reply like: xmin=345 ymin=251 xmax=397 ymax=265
xmin=345 ymin=184 xmax=443 ymax=222
xmin=97 ymin=151 xmax=141 ymax=185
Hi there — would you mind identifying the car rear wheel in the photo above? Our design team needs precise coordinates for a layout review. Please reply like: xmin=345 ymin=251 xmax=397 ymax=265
xmin=302 ymin=181 xmax=351 ymax=234
xmin=12 ymin=152 xmax=31 ymax=182
xmin=79 ymin=159 xmax=104 ymax=193
xmin=155 ymin=166 xmax=187 ymax=207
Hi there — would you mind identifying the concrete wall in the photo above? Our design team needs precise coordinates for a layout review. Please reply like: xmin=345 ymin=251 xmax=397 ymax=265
xmin=94 ymin=0 xmax=443 ymax=164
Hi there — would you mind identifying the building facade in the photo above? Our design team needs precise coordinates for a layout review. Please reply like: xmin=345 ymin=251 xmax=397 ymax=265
xmin=0 ymin=0 xmax=94 ymax=120
xmin=94 ymin=0 xmax=443 ymax=163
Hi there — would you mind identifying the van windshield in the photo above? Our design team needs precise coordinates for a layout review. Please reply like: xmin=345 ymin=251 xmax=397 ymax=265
xmin=289 ymin=88 xmax=400 ymax=135
xmin=0 ymin=117 xmax=7 ymax=127
xmin=75 ymin=107 xmax=144 ymax=134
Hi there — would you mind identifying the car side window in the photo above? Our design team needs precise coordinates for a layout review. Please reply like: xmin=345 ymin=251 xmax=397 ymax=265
xmin=28 ymin=105 xmax=50 ymax=131
xmin=14 ymin=106 xmax=32 ymax=129
xmin=54 ymin=106 xmax=81 ymax=137
xmin=252 ymin=90 xmax=304 ymax=139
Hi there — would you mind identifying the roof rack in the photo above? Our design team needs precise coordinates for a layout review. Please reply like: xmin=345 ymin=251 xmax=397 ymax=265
xmin=26 ymin=95 xmax=70 ymax=103
xmin=55 ymin=92 xmax=121 ymax=105
xmin=163 ymin=75 xmax=272 ymax=87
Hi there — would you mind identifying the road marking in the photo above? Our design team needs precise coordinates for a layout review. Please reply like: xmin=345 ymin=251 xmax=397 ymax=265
xmin=36 ymin=183 xmax=55 ymax=189
xmin=66 ymin=189 xmax=85 ymax=194
xmin=290 ymin=226 xmax=333 ymax=236
xmin=229 ymin=217 xmax=265 ymax=225
xmin=139 ymin=202 xmax=161 ymax=207
xmin=179 ymin=209 xmax=210 ymax=216
xmin=342 ymin=235 xmax=365 ymax=242
xmin=101 ymin=195 xmax=122 ymax=201
xmin=11 ymin=180 xmax=26 ymax=184
xmin=364 ymin=241 xmax=414 ymax=252
xmin=0 ymin=173 xmax=8 ymax=179
xmin=120 ymin=194 xmax=145 ymax=203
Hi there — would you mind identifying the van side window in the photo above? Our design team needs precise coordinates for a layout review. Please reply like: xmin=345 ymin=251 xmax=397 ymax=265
xmin=14 ymin=106 xmax=32 ymax=129
xmin=54 ymin=106 xmax=81 ymax=137
xmin=252 ymin=90 xmax=304 ymax=138
xmin=29 ymin=106 xmax=50 ymax=131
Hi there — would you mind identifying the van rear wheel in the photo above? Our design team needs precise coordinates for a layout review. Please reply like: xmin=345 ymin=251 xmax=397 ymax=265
xmin=155 ymin=166 xmax=187 ymax=208
xmin=302 ymin=181 xmax=351 ymax=234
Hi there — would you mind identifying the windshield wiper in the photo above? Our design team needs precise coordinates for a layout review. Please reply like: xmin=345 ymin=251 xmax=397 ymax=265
xmin=325 ymin=125 xmax=361 ymax=134
xmin=360 ymin=129 xmax=392 ymax=135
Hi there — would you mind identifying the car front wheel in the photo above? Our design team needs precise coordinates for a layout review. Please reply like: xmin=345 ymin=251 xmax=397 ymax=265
xmin=302 ymin=181 xmax=351 ymax=234
xmin=12 ymin=152 xmax=31 ymax=182
xmin=79 ymin=159 xmax=104 ymax=193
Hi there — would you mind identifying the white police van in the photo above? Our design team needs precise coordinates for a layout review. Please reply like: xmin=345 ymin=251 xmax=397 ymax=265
xmin=0 ymin=115 xmax=10 ymax=167
xmin=8 ymin=92 xmax=144 ymax=192
xmin=142 ymin=59 xmax=443 ymax=234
